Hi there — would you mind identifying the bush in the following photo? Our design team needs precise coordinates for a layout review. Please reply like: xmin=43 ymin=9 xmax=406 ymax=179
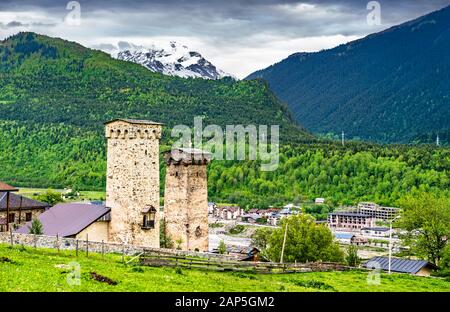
xmin=28 ymin=219 xmax=44 ymax=235
xmin=218 ymin=240 xmax=227 ymax=254
xmin=345 ymin=245 xmax=361 ymax=267
xmin=229 ymin=225 xmax=246 ymax=235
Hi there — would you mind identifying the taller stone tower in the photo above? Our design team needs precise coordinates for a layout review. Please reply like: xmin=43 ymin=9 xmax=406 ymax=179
xmin=105 ymin=119 xmax=163 ymax=247
xmin=164 ymin=148 xmax=211 ymax=252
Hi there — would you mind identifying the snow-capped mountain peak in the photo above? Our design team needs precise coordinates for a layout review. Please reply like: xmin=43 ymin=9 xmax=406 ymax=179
xmin=115 ymin=41 xmax=232 ymax=80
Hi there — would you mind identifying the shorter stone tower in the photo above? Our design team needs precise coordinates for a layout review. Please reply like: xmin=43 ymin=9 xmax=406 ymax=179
xmin=164 ymin=148 xmax=211 ymax=252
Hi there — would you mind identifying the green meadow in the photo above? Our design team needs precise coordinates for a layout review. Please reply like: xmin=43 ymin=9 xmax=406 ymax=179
xmin=1 ymin=244 xmax=448 ymax=292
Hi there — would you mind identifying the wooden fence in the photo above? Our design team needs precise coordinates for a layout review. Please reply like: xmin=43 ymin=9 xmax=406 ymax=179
xmin=139 ymin=253 xmax=350 ymax=274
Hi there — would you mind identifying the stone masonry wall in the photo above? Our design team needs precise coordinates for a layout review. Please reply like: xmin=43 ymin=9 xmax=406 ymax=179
xmin=105 ymin=120 xmax=161 ymax=248
xmin=164 ymin=162 xmax=209 ymax=252
xmin=0 ymin=232 xmax=237 ymax=260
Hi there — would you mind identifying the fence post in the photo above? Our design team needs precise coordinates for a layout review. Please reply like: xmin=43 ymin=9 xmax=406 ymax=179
xmin=101 ymin=240 xmax=105 ymax=258
xmin=56 ymin=234 xmax=60 ymax=253
xmin=9 ymin=227 xmax=13 ymax=247
xmin=86 ymin=234 xmax=89 ymax=257
xmin=76 ymin=239 xmax=79 ymax=257
xmin=122 ymin=243 xmax=125 ymax=264
xmin=34 ymin=234 xmax=37 ymax=249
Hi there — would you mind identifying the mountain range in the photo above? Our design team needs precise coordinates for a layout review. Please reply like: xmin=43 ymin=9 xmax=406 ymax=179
xmin=115 ymin=41 xmax=231 ymax=80
xmin=247 ymin=5 xmax=450 ymax=144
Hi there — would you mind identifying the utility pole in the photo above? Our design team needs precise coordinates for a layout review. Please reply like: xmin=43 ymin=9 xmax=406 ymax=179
xmin=436 ymin=134 xmax=440 ymax=147
xmin=341 ymin=131 xmax=345 ymax=146
xmin=280 ymin=222 xmax=288 ymax=263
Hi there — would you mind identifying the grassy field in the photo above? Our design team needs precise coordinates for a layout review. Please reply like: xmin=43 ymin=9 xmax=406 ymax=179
xmin=17 ymin=188 xmax=105 ymax=202
xmin=0 ymin=244 xmax=448 ymax=292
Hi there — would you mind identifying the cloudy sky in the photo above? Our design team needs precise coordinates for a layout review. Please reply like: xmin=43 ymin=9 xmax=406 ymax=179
xmin=1 ymin=0 xmax=449 ymax=78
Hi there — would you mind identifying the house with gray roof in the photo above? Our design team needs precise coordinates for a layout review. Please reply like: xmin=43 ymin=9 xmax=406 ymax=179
xmin=363 ymin=256 xmax=438 ymax=276
xmin=0 ymin=186 xmax=50 ymax=232
xmin=16 ymin=203 xmax=111 ymax=241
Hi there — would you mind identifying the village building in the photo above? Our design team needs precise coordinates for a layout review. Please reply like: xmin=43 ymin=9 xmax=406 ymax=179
xmin=357 ymin=202 xmax=400 ymax=221
xmin=361 ymin=226 xmax=391 ymax=237
xmin=0 ymin=183 xmax=50 ymax=232
xmin=240 ymin=213 xmax=262 ymax=223
xmin=327 ymin=212 xmax=375 ymax=232
xmin=215 ymin=206 xmax=242 ymax=220
xmin=164 ymin=148 xmax=211 ymax=252
xmin=315 ymin=198 xmax=325 ymax=204
xmin=363 ymin=256 xmax=437 ymax=276
xmin=17 ymin=203 xmax=110 ymax=241
xmin=212 ymin=246 xmax=261 ymax=261
xmin=208 ymin=202 xmax=216 ymax=214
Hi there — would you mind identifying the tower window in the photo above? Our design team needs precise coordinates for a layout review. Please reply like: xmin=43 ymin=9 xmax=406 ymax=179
xmin=141 ymin=205 xmax=157 ymax=229
xmin=195 ymin=226 xmax=202 ymax=238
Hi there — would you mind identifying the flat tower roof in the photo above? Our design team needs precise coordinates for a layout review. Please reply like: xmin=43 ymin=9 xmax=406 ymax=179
xmin=104 ymin=118 xmax=164 ymax=125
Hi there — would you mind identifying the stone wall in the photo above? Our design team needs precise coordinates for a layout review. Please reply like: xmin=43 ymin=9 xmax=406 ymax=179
xmin=105 ymin=120 xmax=162 ymax=248
xmin=0 ymin=232 xmax=237 ymax=260
xmin=164 ymin=151 xmax=209 ymax=252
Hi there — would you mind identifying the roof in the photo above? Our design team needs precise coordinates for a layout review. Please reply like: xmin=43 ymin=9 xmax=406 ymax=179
xmin=242 ymin=213 xmax=261 ymax=220
xmin=104 ymin=118 xmax=164 ymax=126
xmin=329 ymin=212 xmax=370 ymax=217
xmin=16 ymin=203 xmax=110 ymax=237
xmin=362 ymin=227 xmax=390 ymax=232
xmin=0 ymin=192 xmax=50 ymax=211
xmin=363 ymin=256 xmax=437 ymax=274
xmin=141 ymin=205 xmax=157 ymax=213
xmin=0 ymin=182 xmax=18 ymax=192
xmin=334 ymin=233 xmax=354 ymax=240
xmin=164 ymin=147 xmax=212 ymax=164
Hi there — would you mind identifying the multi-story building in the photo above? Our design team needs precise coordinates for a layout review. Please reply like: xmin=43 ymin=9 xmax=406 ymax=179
xmin=328 ymin=212 xmax=375 ymax=231
xmin=357 ymin=202 xmax=400 ymax=221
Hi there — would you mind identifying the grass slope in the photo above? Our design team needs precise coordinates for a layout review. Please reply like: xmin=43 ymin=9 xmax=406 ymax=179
xmin=1 ymin=245 xmax=449 ymax=292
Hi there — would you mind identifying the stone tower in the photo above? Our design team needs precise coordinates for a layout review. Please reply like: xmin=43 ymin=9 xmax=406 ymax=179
xmin=164 ymin=148 xmax=211 ymax=252
xmin=105 ymin=119 xmax=163 ymax=247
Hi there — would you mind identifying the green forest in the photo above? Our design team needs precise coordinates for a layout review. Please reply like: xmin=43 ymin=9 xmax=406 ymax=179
xmin=1 ymin=120 xmax=448 ymax=209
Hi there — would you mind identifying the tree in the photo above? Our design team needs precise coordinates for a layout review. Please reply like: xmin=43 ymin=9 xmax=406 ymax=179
xmin=35 ymin=189 xmax=64 ymax=206
xmin=253 ymin=215 xmax=344 ymax=263
xmin=159 ymin=219 xmax=174 ymax=249
xmin=345 ymin=245 xmax=361 ymax=267
xmin=218 ymin=240 xmax=227 ymax=254
xmin=440 ymin=244 xmax=450 ymax=271
xmin=398 ymin=192 xmax=450 ymax=266
xmin=28 ymin=219 xmax=44 ymax=235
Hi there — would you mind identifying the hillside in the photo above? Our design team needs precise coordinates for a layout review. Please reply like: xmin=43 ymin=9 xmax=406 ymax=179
xmin=0 ymin=32 xmax=306 ymax=138
xmin=247 ymin=5 xmax=450 ymax=143
xmin=1 ymin=245 xmax=449 ymax=292
xmin=0 ymin=32 xmax=311 ymax=188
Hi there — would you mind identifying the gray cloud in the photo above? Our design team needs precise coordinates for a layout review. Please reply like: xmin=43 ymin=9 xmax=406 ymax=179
xmin=0 ymin=0 xmax=449 ymax=77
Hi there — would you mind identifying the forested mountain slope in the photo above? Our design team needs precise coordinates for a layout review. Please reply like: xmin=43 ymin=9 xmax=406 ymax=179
xmin=247 ymin=5 xmax=450 ymax=143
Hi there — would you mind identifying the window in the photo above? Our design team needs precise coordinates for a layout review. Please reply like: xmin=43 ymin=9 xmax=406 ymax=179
xmin=25 ymin=212 xmax=32 ymax=222
xmin=8 ymin=213 xmax=15 ymax=223
xmin=195 ymin=226 xmax=202 ymax=238
xmin=142 ymin=205 xmax=157 ymax=229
